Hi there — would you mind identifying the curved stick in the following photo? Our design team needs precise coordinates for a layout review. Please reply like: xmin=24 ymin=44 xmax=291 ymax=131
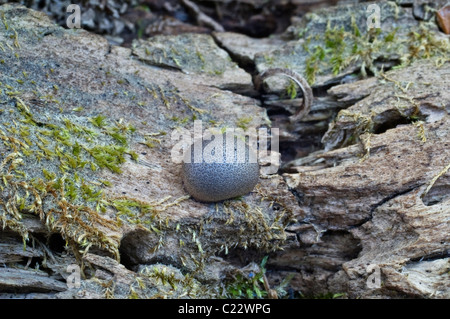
xmin=255 ymin=68 xmax=313 ymax=122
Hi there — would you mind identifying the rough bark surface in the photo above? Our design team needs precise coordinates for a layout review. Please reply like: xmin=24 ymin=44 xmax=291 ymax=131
xmin=0 ymin=1 xmax=448 ymax=299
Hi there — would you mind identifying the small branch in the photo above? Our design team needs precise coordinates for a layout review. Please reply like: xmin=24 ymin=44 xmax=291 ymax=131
xmin=255 ymin=68 xmax=313 ymax=122
xmin=422 ymin=162 xmax=450 ymax=198
xmin=262 ymin=272 xmax=278 ymax=299
xmin=181 ymin=0 xmax=225 ymax=32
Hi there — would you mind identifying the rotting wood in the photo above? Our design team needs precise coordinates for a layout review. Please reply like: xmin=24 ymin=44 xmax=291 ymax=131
xmin=0 ymin=2 xmax=448 ymax=299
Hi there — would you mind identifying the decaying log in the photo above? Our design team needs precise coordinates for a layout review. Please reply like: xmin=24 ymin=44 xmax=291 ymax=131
xmin=0 ymin=2 xmax=448 ymax=299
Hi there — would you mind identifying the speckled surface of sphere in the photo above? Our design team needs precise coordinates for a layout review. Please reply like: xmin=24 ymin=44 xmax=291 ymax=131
xmin=182 ymin=133 xmax=260 ymax=202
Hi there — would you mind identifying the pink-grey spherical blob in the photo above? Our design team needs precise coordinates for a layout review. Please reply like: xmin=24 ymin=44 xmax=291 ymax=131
xmin=182 ymin=133 xmax=259 ymax=202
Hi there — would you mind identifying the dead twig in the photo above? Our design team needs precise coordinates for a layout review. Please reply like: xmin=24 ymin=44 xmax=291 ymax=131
xmin=181 ymin=0 xmax=225 ymax=32
xmin=255 ymin=68 xmax=313 ymax=123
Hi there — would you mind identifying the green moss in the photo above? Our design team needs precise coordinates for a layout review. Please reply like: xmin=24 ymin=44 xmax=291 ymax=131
xmin=123 ymin=265 xmax=215 ymax=298
xmin=224 ymin=256 xmax=269 ymax=299
xmin=0 ymin=90 xmax=143 ymax=259
xmin=303 ymin=21 xmax=450 ymax=85
xmin=236 ymin=117 xmax=253 ymax=131
xmin=222 ymin=256 xmax=293 ymax=299
xmin=89 ymin=115 xmax=107 ymax=128
xmin=285 ymin=79 xmax=298 ymax=99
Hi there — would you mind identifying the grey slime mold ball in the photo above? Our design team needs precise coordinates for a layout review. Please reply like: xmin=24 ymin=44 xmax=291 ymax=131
xmin=182 ymin=133 xmax=260 ymax=202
